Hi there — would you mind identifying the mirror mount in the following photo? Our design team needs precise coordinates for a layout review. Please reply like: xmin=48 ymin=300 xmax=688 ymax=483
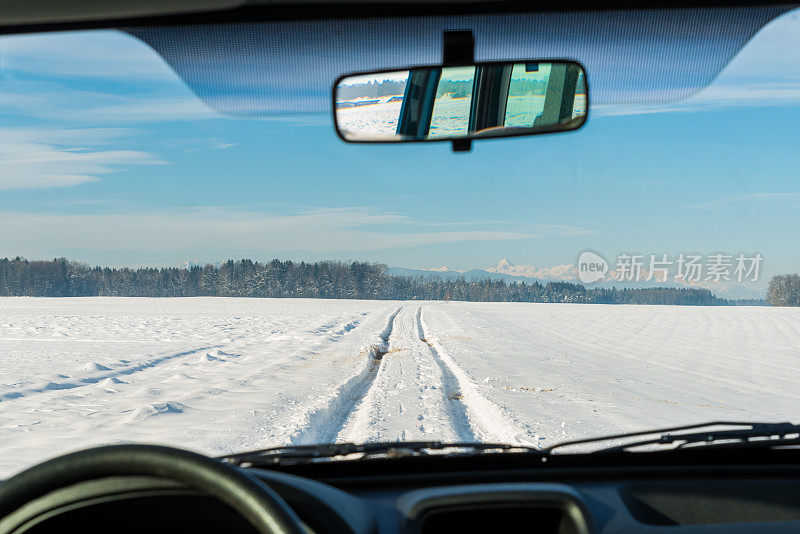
xmin=442 ymin=30 xmax=475 ymax=151
xmin=442 ymin=30 xmax=474 ymax=67
xmin=451 ymin=138 xmax=472 ymax=153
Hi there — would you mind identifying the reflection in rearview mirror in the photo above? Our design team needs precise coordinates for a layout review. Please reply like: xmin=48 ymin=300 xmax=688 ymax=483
xmin=334 ymin=61 xmax=587 ymax=146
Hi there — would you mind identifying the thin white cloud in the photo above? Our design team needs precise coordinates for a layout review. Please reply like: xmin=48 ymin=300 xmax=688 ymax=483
xmin=527 ymin=225 xmax=595 ymax=237
xmin=72 ymin=96 xmax=220 ymax=123
xmin=594 ymin=81 xmax=800 ymax=117
xmin=0 ymin=84 xmax=220 ymax=123
xmin=594 ymin=8 xmax=800 ymax=117
xmin=0 ymin=30 xmax=180 ymax=82
xmin=0 ymin=208 xmax=570 ymax=256
xmin=0 ymin=128 xmax=165 ymax=191
xmin=690 ymin=192 xmax=800 ymax=211
xmin=213 ymin=141 xmax=237 ymax=150
xmin=383 ymin=220 xmax=595 ymax=236
xmin=0 ymin=127 xmax=138 ymax=144
xmin=0 ymin=26 xmax=223 ymax=125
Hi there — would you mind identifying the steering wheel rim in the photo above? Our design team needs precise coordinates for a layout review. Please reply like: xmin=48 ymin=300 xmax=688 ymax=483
xmin=0 ymin=444 xmax=306 ymax=534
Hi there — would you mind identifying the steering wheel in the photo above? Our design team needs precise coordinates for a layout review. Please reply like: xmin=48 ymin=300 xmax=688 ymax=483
xmin=0 ymin=444 xmax=307 ymax=534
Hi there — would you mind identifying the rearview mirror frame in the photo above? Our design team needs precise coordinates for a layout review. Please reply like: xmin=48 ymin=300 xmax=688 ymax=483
xmin=332 ymin=59 xmax=589 ymax=152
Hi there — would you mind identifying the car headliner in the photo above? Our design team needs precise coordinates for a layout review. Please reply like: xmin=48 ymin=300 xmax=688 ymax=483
xmin=0 ymin=0 xmax=796 ymax=29
xmin=1 ymin=1 xmax=797 ymax=118
xmin=126 ymin=5 xmax=790 ymax=117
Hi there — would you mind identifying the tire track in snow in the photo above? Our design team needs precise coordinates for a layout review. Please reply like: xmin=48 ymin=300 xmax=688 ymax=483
xmin=0 ymin=345 xmax=225 ymax=401
xmin=411 ymin=307 xmax=479 ymax=442
xmin=335 ymin=306 xmax=479 ymax=444
xmin=418 ymin=308 xmax=540 ymax=446
xmin=286 ymin=307 xmax=402 ymax=445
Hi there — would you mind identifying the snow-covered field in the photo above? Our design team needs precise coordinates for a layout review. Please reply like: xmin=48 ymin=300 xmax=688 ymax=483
xmin=1 ymin=297 xmax=798 ymax=476
xmin=336 ymin=93 xmax=588 ymax=140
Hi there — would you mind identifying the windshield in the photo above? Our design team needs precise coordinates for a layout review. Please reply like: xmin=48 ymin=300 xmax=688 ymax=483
xmin=1 ymin=6 xmax=799 ymax=474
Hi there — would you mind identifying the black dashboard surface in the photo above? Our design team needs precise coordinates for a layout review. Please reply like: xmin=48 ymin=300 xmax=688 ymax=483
xmin=5 ymin=449 xmax=800 ymax=534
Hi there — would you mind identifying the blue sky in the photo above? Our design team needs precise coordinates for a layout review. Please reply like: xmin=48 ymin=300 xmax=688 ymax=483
xmin=1 ymin=9 xmax=799 ymax=293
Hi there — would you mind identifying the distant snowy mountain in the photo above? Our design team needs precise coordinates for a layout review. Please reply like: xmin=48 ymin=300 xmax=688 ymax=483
xmin=387 ymin=266 xmax=538 ymax=284
xmin=177 ymin=260 xmax=205 ymax=269
xmin=389 ymin=259 xmax=579 ymax=285
xmin=389 ymin=259 xmax=766 ymax=300
xmin=176 ymin=260 xmax=224 ymax=269
xmin=487 ymin=258 xmax=577 ymax=280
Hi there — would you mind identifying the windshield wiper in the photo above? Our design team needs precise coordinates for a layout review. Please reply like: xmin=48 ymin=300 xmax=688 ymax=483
xmin=219 ymin=422 xmax=800 ymax=466
xmin=545 ymin=421 xmax=800 ymax=454
xmin=219 ymin=441 xmax=542 ymax=466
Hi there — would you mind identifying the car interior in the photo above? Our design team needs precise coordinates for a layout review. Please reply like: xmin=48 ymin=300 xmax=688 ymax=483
xmin=1 ymin=1 xmax=799 ymax=533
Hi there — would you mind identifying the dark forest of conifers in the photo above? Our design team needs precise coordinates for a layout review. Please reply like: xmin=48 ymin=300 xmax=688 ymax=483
xmin=0 ymin=257 xmax=753 ymax=305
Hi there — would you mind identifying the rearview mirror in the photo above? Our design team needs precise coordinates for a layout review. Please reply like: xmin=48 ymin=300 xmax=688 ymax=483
xmin=334 ymin=61 xmax=587 ymax=150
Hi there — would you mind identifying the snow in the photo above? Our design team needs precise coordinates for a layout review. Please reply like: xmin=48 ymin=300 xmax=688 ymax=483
xmin=336 ymin=93 xmax=587 ymax=140
xmin=1 ymin=297 xmax=799 ymax=476
xmin=335 ymin=97 xmax=404 ymax=139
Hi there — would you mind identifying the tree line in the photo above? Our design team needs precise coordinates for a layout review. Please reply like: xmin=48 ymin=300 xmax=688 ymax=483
xmin=767 ymin=274 xmax=800 ymax=306
xmin=338 ymin=79 xmax=407 ymax=100
xmin=0 ymin=257 xmax=759 ymax=305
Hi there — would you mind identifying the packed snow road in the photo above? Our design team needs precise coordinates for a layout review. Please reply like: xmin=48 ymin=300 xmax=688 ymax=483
xmin=335 ymin=306 xmax=531 ymax=445
xmin=1 ymin=297 xmax=799 ymax=476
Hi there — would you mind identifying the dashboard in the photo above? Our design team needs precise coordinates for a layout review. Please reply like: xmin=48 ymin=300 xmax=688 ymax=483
xmin=4 ymin=448 xmax=800 ymax=534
